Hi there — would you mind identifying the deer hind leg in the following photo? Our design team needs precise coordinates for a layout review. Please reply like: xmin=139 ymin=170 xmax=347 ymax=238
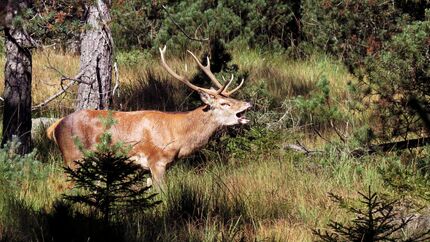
xmin=62 ymin=150 xmax=83 ymax=170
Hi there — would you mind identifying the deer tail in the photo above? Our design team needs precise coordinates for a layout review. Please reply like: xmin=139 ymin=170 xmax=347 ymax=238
xmin=46 ymin=118 xmax=63 ymax=143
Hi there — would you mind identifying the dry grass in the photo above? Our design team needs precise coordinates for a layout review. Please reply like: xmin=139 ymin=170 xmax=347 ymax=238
xmin=0 ymin=48 xmax=352 ymax=115
xmin=232 ymin=49 xmax=353 ymax=100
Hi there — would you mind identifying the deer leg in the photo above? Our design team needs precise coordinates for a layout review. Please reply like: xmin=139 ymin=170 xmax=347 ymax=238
xmin=149 ymin=161 xmax=167 ymax=187
xmin=128 ymin=154 xmax=154 ymax=187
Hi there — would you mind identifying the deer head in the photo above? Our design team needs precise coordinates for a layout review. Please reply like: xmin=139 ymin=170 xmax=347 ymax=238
xmin=159 ymin=45 xmax=252 ymax=126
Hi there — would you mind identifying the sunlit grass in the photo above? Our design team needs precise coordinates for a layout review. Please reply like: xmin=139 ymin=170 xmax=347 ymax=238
xmin=231 ymin=48 xmax=353 ymax=101
xmin=0 ymin=49 xmax=427 ymax=241
xmin=0 ymin=125 xmax=428 ymax=241
xmin=0 ymin=47 xmax=352 ymax=115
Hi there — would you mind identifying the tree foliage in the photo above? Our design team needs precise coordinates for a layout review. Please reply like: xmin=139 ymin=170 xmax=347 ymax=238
xmin=110 ymin=0 xmax=298 ymax=52
xmin=301 ymin=1 xmax=430 ymax=141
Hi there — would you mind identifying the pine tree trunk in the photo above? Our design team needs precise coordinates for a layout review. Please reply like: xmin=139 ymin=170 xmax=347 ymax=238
xmin=1 ymin=27 xmax=32 ymax=154
xmin=75 ymin=0 xmax=113 ymax=110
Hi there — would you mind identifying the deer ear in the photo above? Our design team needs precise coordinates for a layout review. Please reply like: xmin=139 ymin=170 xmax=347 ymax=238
xmin=199 ymin=91 xmax=216 ymax=106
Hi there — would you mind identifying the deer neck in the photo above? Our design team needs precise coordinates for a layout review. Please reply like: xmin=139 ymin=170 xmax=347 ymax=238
xmin=184 ymin=105 xmax=221 ymax=141
xmin=176 ymin=106 xmax=222 ymax=157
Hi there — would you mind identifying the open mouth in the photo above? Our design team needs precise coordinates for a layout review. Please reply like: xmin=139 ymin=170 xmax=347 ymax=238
xmin=236 ymin=110 xmax=250 ymax=124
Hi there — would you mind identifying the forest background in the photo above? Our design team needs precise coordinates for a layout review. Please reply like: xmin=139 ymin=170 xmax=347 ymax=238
xmin=0 ymin=0 xmax=430 ymax=241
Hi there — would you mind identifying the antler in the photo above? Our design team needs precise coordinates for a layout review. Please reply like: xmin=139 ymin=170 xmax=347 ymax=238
xmin=159 ymin=46 xmax=215 ymax=94
xmin=159 ymin=45 xmax=244 ymax=96
xmin=186 ymin=50 xmax=223 ymax=89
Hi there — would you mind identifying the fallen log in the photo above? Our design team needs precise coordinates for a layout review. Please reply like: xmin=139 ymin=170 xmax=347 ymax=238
xmin=286 ymin=137 xmax=430 ymax=158
xmin=351 ymin=137 xmax=430 ymax=157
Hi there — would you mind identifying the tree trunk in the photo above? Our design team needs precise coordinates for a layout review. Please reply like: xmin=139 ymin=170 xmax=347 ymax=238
xmin=75 ymin=0 xmax=113 ymax=110
xmin=1 ymin=27 xmax=32 ymax=154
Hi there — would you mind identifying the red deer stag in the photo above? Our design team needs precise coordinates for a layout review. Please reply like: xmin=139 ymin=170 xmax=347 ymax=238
xmin=47 ymin=46 xmax=252 ymax=185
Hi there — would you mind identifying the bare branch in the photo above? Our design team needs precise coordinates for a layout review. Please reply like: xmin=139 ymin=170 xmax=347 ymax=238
xmin=162 ymin=5 xmax=209 ymax=42
xmin=330 ymin=120 xmax=346 ymax=143
xmin=32 ymin=80 xmax=75 ymax=111
xmin=313 ymin=127 xmax=331 ymax=143
xmin=31 ymin=51 xmax=88 ymax=111
xmin=45 ymin=55 xmax=93 ymax=85
xmin=285 ymin=140 xmax=323 ymax=156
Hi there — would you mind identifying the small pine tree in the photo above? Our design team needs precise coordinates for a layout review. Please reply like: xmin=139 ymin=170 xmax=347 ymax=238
xmin=314 ymin=187 xmax=430 ymax=242
xmin=64 ymin=113 xmax=160 ymax=223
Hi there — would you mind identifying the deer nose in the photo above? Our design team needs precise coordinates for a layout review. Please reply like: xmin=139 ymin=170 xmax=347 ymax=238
xmin=247 ymin=102 xmax=253 ymax=108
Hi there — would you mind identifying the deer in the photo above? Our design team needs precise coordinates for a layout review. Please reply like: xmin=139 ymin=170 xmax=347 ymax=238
xmin=47 ymin=45 xmax=252 ymax=185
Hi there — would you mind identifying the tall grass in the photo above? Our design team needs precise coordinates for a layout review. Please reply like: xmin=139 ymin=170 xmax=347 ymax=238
xmin=2 ymin=126 xmax=422 ymax=241
xmin=0 ymin=47 xmax=351 ymax=115
xmin=0 ymin=48 xmax=428 ymax=241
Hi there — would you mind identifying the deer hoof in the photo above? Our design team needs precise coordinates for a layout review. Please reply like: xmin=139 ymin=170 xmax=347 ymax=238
xmin=146 ymin=177 xmax=153 ymax=187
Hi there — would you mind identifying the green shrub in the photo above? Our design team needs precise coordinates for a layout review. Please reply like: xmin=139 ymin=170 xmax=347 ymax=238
xmin=293 ymin=76 xmax=344 ymax=127
xmin=301 ymin=1 xmax=430 ymax=141
xmin=110 ymin=0 xmax=299 ymax=52
xmin=111 ymin=0 xmax=163 ymax=51
xmin=65 ymin=114 xmax=160 ymax=222
xmin=64 ymin=151 xmax=160 ymax=222
xmin=314 ymin=187 xmax=430 ymax=241
xmin=0 ymin=137 xmax=45 ymax=187
xmin=382 ymin=156 xmax=430 ymax=202
xmin=362 ymin=18 xmax=430 ymax=140
xmin=301 ymin=0 xmax=419 ymax=64
xmin=116 ymin=50 xmax=152 ymax=67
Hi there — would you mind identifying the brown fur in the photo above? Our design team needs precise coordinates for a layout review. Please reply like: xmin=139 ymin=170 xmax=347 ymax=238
xmin=49 ymin=87 xmax=251 ymax=184
xmin=49 ymin=47 xmax=253 ymax=185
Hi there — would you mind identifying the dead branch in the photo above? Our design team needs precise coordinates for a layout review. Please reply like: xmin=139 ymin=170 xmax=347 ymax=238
xmin=313 ymin=127 xmax=330 ymax=143
xmin=285 ymin=140 xmax=323 ymax=156
xmin=330 ymin=120 xmax=346 ymax=143
xmin=351 ymin=137 xmax=430 ymax=157
xmin=31 ymin=80 xmax=75 ymax=111
xmin=31 ymin=66 xmax=86 ymax=111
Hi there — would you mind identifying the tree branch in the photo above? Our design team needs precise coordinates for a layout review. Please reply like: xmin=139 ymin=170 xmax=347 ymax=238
xmin=285 ymin=140 xmax=323 ymax=156
xmin=162 ymin=5 xmax=209 ymax=42
xmin=31 ymin=80 xmax=75 ymax=111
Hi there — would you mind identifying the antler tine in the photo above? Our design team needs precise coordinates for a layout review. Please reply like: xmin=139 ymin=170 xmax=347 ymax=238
xmin=160 ymin=46 xmax=214 ymax=93
xmin=225 ymin=78 xmax=245 ymax=96
xmin=219 ymin=74 xmax=235 ymax=95
xmin=187 ymin=50 xmax=223 ymax=89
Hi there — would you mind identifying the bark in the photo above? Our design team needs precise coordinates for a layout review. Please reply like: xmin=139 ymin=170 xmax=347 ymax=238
xmin=75 ymin=0 xmax=113 ymax=110
xmin=1 ymin=27 xmax=33 ymax=154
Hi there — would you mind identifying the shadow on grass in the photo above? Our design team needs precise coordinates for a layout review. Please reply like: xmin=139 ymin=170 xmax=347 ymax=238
xmin=113 ymin=71 xmax=190 ymax=112
xmin=128 ymin=180 xmax=251 ymax=242
xmin=1 ymin=181 xmax=252 ymax=241
xmin=1 ymin=198 xmax=123 ymax=242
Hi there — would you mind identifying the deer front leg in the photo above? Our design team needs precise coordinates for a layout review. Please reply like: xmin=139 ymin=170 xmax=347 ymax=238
xmin=149 ymin=161 xmax=167 ymax=187
xmin=129 ymin=154 xmax=154 ymax=187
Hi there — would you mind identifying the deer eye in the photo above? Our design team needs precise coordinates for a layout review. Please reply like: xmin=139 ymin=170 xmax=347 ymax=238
xmin=221 ymin=103 xmax=231 ymax=107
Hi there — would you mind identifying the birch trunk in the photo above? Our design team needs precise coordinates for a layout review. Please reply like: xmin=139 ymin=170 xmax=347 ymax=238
xmin=75 ymin=0 xmax=113 ymax=110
